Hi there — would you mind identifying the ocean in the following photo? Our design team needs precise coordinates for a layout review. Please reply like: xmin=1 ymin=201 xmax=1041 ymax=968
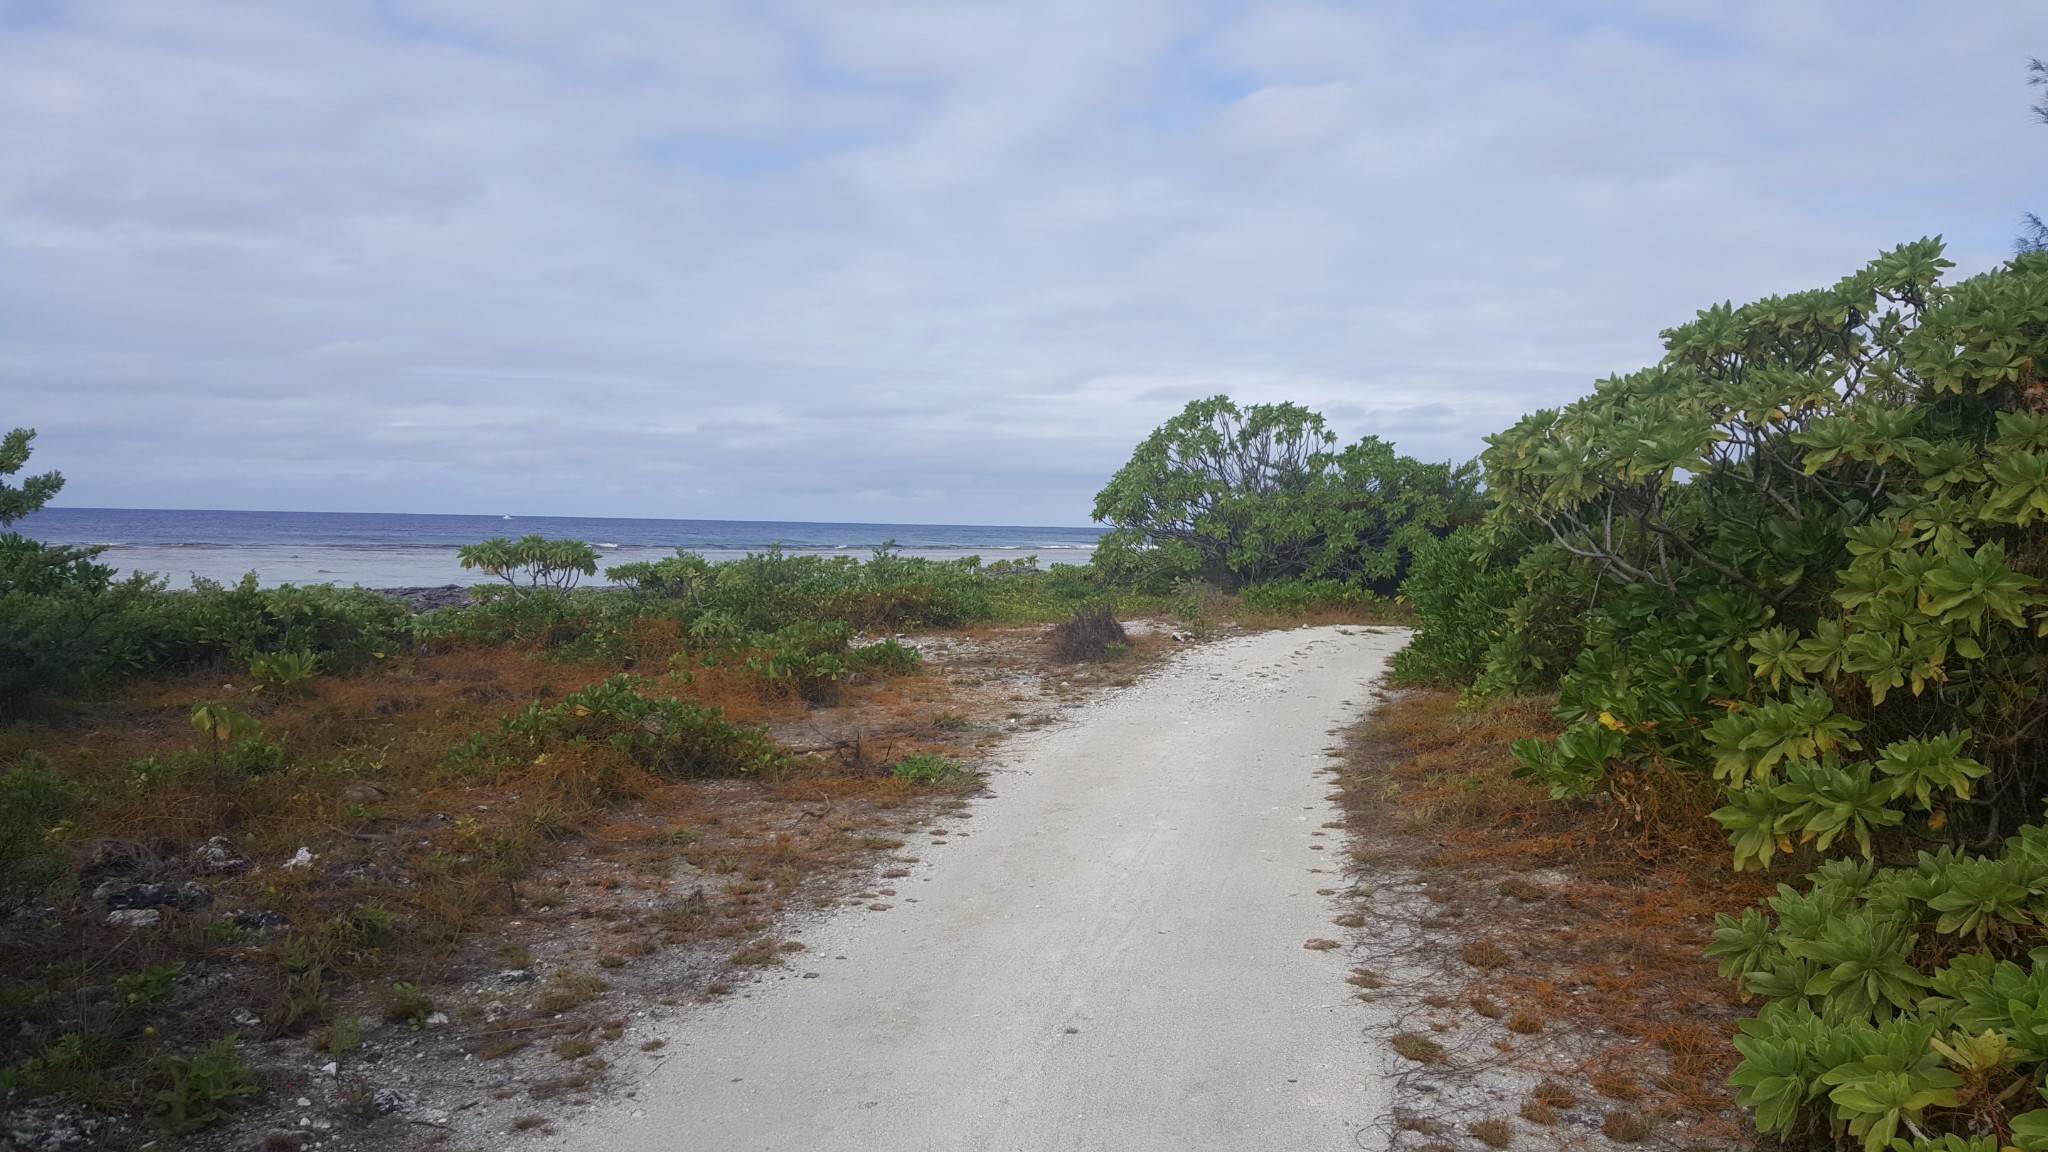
xmin=13 ymin=507 xmax=1103 ymax=590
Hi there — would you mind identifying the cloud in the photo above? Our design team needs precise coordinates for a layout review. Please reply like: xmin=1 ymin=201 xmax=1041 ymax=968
xmin=2 ymin=0 xmax=2045 ymax=524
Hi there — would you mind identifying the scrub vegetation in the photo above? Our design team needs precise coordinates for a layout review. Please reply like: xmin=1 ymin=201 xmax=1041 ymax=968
xmin=1387 ymin=240 xmax=2048 ymax=1151
xmin=0 ymin=436 xmax=1207 ymax=1142
xmin=1 ymin=407 xmax=1415 ymax=1143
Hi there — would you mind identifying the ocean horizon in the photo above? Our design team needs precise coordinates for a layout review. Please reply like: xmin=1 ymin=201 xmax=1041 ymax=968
xmin=14 ymin=507 xmax=1102 ymax=589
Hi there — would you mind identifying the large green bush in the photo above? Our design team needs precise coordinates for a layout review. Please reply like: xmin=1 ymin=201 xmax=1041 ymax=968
xmin=1092 ymin=395 xmax=1481 ymax=591
xmin=1403 ymin=241 xmax=2048 ymax=1148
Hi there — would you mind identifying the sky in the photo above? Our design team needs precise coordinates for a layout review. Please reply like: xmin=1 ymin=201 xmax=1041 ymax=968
xmin=2 ymin=2 xmax=2045 ymax=526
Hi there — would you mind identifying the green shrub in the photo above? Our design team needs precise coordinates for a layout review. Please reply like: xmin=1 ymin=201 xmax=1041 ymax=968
xmin=248 ymin=648 xmax=318 ymax=693
xmin=894 ymin=753 xmax=972 ymax=785
xmin=175 ymin=575 xmax=409 ymax=671
xmin=1390 ymin=527 xmax=1553 ymax=687
xmin=0 ymin=753 xmax=70 ymax=904
xmin=607 ymin=550 xmax=714 ymax=600
xmin=115 ymin=964 xmax=184 ymax=1013
xmin=739 ymin=620 xmax=856 ymax=703
xmin=1710 ymin=840 xmax=2048 ymax=1150
xmin=0 ymin=1032 xmax=91 ymax=1097
xmin=0 ymin=534 xmax=163 ymax=711
xmin=434 ymin=544 xmax=1005 ymax=661
xmin=152 ymin=1035 xmax=255 ymax=1132
xmin=382 ymin=982 xmax=434 ymax=1027
xmin=487 ymin=674 xmax=782 ymax=777
xmin=1461 ymin=241 xmax=2048 ymax=866
xmin=847 ymin=638 xmax=923 ymax=677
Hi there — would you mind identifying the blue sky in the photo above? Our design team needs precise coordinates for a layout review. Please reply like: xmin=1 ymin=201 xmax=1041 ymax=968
xmin=3 ymin=1 xmax=2044 ymax=525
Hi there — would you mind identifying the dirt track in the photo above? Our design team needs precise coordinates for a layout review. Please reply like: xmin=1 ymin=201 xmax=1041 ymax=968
xmin=572 ymin=625 xmax=1407 ymax=1151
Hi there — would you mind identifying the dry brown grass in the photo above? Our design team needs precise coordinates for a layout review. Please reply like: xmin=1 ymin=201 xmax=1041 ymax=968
xmin=1468 ymin=1117 xmax=1514 ymax=1149
xmin=1603 ymin=1110 xmax=1653 ymax=1143
xmin=1048 ymin=605 xmax=1128 ymax=663
xmin=0 ymin=619 xmax=1047 ymax=1134
xmin=1336 ymin=689 xmax=1772 ymax=1149
xmin=1391 ymin=1033 xmax=1447 ymax=1064
xmin=1531 ymin=1079 xmax=1579 ymax=1109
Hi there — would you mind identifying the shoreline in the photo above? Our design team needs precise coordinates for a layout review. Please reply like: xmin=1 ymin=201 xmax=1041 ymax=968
xmin=86 ymin=544 xmax=1088 ymax=592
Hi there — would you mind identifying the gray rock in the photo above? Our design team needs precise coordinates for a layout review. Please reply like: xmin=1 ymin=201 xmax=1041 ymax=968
xmin=226 ymin=909 xmax=292 ymax=933
xmin=488 ymin=969 xmax=537 ymax=986
xmin=193 ymin=835 xmax=251 ymax=874
xmin=1 ymin=1107 xmax=115 ymax=1151
xmin=74 ymin=838 xmax=154 ymax=880
xmin=371 ymin=584 xmax=473 ymax=612
xmin=106 ymin=908 xmax=161 ymax=928
xmin=102 ymin=881 xmax=212 ymax=910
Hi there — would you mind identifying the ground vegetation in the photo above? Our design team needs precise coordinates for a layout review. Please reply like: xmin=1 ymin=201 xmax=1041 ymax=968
xmin=0 ymin=455 xmax=1302 ymax=1145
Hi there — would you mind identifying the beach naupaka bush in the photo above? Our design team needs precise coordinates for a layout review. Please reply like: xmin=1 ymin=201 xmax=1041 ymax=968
xmin=1398 ymin=240 xmax=2048 ymax=1148
xmin=470 ymin=673 xmax=782 ymax=778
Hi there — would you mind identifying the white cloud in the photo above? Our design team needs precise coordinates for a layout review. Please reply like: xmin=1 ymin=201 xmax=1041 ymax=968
xmin=3 ymin=0 xmax=2045 ymax=524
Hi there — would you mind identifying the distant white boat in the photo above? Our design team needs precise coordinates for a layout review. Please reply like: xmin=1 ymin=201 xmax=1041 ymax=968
xmin=502 ymin=514 xmax=514 ymax=519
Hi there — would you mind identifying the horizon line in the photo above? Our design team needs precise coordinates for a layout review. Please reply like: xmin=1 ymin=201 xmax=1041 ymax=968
xmin=22 ymin=505 xmax=1104 ymax=533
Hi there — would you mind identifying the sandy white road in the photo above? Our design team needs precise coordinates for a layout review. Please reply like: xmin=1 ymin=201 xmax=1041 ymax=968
xmin=574 ymin=625 xmax=1405 ymax=1152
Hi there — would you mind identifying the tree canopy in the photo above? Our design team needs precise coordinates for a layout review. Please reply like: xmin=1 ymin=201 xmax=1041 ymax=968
xmin=456 ymin=535 xmax=600 ymax=592
xmin=0 ymin=428 xmax=63 ymax=527
xmin=1091 ymin=395 xmax=1480 ymax=591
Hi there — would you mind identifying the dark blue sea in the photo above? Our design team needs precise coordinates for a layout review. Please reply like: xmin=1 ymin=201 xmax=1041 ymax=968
xmin=14 ymin=507 xmax=1102 ymax=589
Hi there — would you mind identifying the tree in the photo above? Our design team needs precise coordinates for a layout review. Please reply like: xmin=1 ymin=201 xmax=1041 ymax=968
xmin=2022 ymin=58 xmax=2048 ymax=253
xmin=0 ymin=428 xmax=63 ymax=527
xmin=1092 ymin=395 xmax=1480 ymax=590
xmin=456 ymin=535 xmax=599 ymax=592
